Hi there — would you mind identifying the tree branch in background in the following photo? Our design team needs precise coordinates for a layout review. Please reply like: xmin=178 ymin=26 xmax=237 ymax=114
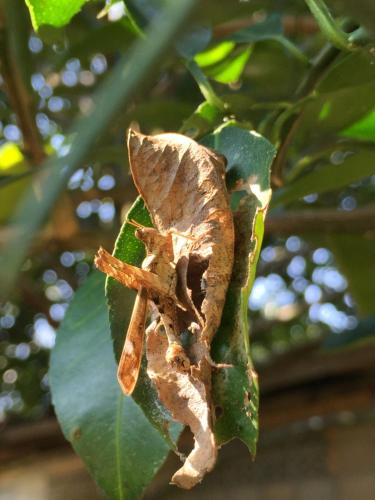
xmin=7 ymin=203 xmax=372 ymax=261
xmin=266 ymin=205 xmax=375 ymax=235
xmin=0 ymin=0 xmax=78 ymax=242
xmin=213 ymin=14 xmax=319 ymax=39
xmin=0 ymin=3 xmax=45 ymax=165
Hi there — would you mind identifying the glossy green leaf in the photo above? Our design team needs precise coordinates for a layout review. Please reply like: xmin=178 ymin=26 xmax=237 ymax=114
xmin=342 ymin=107 xmax=375 ymax=142
xmin=50 ymin=272 xmax=176 ymax=500
xmin=203 ymin=124 xmax=275 ymax=452
xmin=195 ymin=41 xmax=235 ymax=67
xmin=296 ymin=82 xmax=375 ymax=147
xmin=326 ymin=233 xmax=375 ymax=316
xmin=25 ymin=0 xmax=89 ymax=30
xmin=202 ymin=122 xmax=275 ymax=196
xmin=180 ymin=101 xmax=224 ymax=139
xmin=273 ymin=149 xmax=375 ymax=207
xmin=206 ymin=47 xmax=252 ymax=84
xmin=317 ymin=51 xmax=375 ymax=94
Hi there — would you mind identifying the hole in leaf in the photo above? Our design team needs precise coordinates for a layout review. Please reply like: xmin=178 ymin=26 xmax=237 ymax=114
xmin=215 ymin=406 xmax=223 ymax=418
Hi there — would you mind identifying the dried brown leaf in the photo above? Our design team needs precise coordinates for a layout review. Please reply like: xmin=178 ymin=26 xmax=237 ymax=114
xmin=127 ymin=129 xmax=234 ymax=488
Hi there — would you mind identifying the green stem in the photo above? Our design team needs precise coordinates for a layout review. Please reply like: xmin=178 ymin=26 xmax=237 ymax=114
xmin=304 ymin=0 xmax=352 ymax=51
xmin=271 ymin=43 xmax=341 ymax=185
xmin=0 ymin=0 xmax=197 ymax=299
xmin=186 ymin=60 xmax=226 ymax=110
xmin=270 ymin=96 xmax=314 ymax=146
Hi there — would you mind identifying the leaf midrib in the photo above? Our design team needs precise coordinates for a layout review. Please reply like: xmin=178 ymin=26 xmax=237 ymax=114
xmin=115 ymin=394 xmax=125 ymax=500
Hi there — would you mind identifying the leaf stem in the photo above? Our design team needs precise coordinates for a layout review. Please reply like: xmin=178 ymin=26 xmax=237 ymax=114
xmin=271 ymin=43 xmax=341 ymax=186
xmin=304 ymin=0 xmax=352 ymax=51
xmin=186 ymin=60 xmax=226 ymax=111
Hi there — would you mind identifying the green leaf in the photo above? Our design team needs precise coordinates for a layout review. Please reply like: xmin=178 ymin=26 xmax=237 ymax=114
xmin=206 ymin=47 xmax=252 ymax=84
xmin=326 ymin=233 xmax=375 ymax=316
xmin=202 ymin=122 xmax=275 ymax=196
xmin=342 ymin=107 xmax=375 ymax=142
xmin=180 ymin=101 xmax=225 ymax=139
xmin=224 ymin=14 xmax=308 ymax=64
xmin=317 ymin=51 xmax=375 ymax=94
xmin=296 ymin=82 xmax=375 ymax=146
xmin=106 ymin=198 xmax=182 ymax=444
xmin=25 ymin=0 xmax=89 ymax=30
xmin=202 ymin=124 xmax=275 ymax=452
xmin=273 ymin=149 xmax=375 ymax=207
xmin=50 ymin=272 xmax=175 ymax=499
xmin=294 ymin=52 xmax=375 ymax=147
xmin=195 ymin=41 xmax=235 ymax=67
xmin=226 ymin=14 xmax=283 ymax=43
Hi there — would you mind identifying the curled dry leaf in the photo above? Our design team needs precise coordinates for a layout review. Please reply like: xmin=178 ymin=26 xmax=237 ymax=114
xmin=95 ymin=129 xmax=234 ymax=488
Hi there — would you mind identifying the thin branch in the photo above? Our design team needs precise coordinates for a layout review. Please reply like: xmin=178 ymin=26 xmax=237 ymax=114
xmin=271 ymin=15 xmax=359 ymax=187
xmin=0 ymin=3 xmax=45 ymax=165
xmin=266 ymin=205 xmax=375 ymax=235
xmin=213 ymin=14 xmax=319 ymax=39
xmin=0 ymin=2 xmax=79 ymax=244
xmin=260 ymin=340 xmax=375 ymax=393
xmin=271 ymin=44 xmax=340 ymax=186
